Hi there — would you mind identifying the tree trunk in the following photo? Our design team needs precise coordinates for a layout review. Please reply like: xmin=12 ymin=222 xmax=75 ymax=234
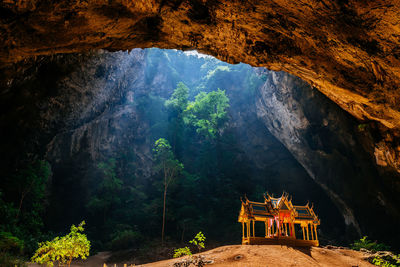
xmin=15 ymin=192 xmax=26 ymax=221
xmin=161 ymin=182 xmax=167 ymax=246
xmin=180 ymin=222 xmax=185 ymax=243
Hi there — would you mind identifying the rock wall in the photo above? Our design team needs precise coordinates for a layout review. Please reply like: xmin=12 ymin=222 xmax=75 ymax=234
xmin=255 ymin=70 xmax=400 ymax=245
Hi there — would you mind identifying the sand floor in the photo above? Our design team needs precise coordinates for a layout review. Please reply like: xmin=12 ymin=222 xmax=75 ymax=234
xmin=28 ymin=245 xmax=373 ymax=267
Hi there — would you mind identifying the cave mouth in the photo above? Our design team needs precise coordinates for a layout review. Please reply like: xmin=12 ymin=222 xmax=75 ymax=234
xmin=2 ymin=47 xmax=394 ymax=260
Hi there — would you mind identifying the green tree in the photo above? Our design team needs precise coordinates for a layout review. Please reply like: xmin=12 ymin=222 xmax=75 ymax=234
xmin=165 ymin=82 xmax=189 ymax=155
xmin=1 ymin=160 xmax=51 ymax=255
xmin=31 ymin=221 xmax=90 ymax=267
xmin=153 ymin=138 xmax=184 ymax=245
xmin=184 ymin=89 xmax=230 ymax=139
xmin=165 ymin=82 xmax=189 ymax=113
xmin=87 ymin=158 xmax=123 ymax=223
xmin=0 ymin=231 xmax=25 ymax=267
xmin=12 ymin=160 xmax=50 ymax=222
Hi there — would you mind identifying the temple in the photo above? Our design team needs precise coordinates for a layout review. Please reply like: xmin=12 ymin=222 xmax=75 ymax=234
xmin=238 ymin=192 xmax=320 ymax=246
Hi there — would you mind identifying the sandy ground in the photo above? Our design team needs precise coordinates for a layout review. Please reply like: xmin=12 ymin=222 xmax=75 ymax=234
xmin=142 ymin=245 xmax=373 ymax=267
xmin=28 ymin=245 xmax=374 ymax=267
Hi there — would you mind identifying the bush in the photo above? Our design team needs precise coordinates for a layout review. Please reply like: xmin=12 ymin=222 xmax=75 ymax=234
xmin=31 ymin=221 xmax=90 ymax=267
xmin=350 ymin=236 xmax=390 ymax=252
xmin=0 ymin=232 xmax=25 ymax=267
xmin=189 ymin=232 xmax=206 ymax=252
xmin=0 ymin=232 xmax=24 ymax=254
xmin=373 ymin=254 xmax=400 ymax=267
xmin=110 ymin=230 xmax=143 ymax=251
xmin=173 ymin=247 xmax=192 ymax=258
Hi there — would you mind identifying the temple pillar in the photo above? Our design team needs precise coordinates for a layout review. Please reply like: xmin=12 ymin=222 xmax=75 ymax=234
xmin=291 ymin=223 xmax=295 ymax=238
xmin=242 ymin=222 xmax=245 ymax=239
xmin=252 ymin=220 xmax=255 ymax=237
xmin=310 ymin=224 xmax=314 ymax=240
xmin=314 ymin=225 xmax=318 ymax=241
xmin=272 ymin=221 xmax=274 ymax=236
xmin=302 ymin=227 xmax=305 ymax=240
xmin=306 ymin=224 xmax=309 ymax=240
xmin=285 ymin=223 xmax=288 ymax=236
xmin=278 ymin=220 xmax=281 ymax=237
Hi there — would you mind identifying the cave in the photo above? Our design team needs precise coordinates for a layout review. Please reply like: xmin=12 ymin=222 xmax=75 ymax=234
xmin=1 ymin=1 xmax=400 ymax=266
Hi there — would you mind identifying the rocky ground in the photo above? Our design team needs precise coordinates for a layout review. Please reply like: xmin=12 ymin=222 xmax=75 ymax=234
xmin=28 ymin=245 xmax=375 ymax=267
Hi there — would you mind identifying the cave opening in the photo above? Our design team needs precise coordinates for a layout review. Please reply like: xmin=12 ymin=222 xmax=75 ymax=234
xmin=2 ymin=1 xmax=400 ymax=265
xmin=1 ymin=47 xmax=399 ymax=265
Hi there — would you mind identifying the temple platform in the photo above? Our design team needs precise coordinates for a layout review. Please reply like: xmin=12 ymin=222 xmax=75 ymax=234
xmin=242 ymin=236 xmax=319 ymax=247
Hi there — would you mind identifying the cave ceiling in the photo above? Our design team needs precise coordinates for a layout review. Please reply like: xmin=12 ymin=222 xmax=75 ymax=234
xmin=1 ymin=0 xmax=400 ymax=168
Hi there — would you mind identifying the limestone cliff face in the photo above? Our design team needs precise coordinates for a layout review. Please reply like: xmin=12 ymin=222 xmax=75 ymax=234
xmin=255 ymin=70 xmax=400 ymax=245
xmin=1 ymin=0 xmax=400 ymax=172
xmin=0 ymin=50 xmax=147 ymax=174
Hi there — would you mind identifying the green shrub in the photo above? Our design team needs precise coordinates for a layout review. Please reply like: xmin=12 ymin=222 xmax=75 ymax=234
xmin=0 ymin=232 xmax=25 ymax=267
xmin=189 ymin=232 xmax=206 ymax=252
xmin=173 ymin=246 xmax=192 ymax=258
xmin=350 ymin=236 xmax=390 ymax=252
xmin=110 ymin=230 xmax=143 ymax=251
xmin=0 ymin=232 xmax=24 ymax=254
xmin=31 ymin=221 xmax=90 ymax=267
xmin=373 ymin=254 xmax=400 ymax=267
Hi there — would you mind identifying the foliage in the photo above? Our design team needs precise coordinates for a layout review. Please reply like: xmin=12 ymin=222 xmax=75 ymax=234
xmin=0 ymin=232 xmax=24 ymax=254
xmin=31 ymin=221 xmax=90 ymax=267
xmin=153 ymin=138 xmax=184 ymax=178
xmin=110 ymin=230 xmax=143 ymax=251
xmin=350 ymin=236 xmax=390 ymax=252
xmin=87 ymin=158 xmax=123 ymax=223
xmin=153 ymin=138 xmax=184 ymax=245
xmin=373 ymin=254 xmax=400 ymax=267
xmin=0 ymin=232 xmax=25 ymax=267
xmin=166 ymin=82 xmax=189 ymax=114
xmin=0 ymin=160 xmax=51 ymax=255
xmin=184 ymin=89 xmax=230 ymax=139
xmin=172 ymin=231 xmax=206 ymax=262
xmin=12 ymin=160 xmax=50 ymax=221
xmin=189 ymin=232 xmax=206 ymax=252
xmin=165 ymin=83 xmax=190 ymax=154
xmin=173 ymin=246 xmax=192 ymax=258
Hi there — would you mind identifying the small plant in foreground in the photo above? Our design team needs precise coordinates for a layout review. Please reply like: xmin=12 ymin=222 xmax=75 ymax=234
xmin=189 ymin=232 xmax=206 ymax=253
xmin=350 ymin=236 xmax=390 ymax=252
xmin=372 ymin=254 xmax=400 ymax=267
xmin=31 ymin=221 xmax=90 ymax=267
xmin=173 ymin=246 xmax=192 ymax=258
xmin=172 ymin=231 xmax=206 ymax=259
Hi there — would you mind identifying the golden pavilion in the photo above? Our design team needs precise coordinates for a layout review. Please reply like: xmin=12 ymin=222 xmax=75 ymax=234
xmin=238 ymin=192 xmax=320 ymax=246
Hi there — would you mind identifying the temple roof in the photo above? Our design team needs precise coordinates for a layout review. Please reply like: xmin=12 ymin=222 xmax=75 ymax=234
xmin=293 ymin=205 xmax=319 ymax=222
xmin=238 ymin=192 xmax=320 ymax=224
